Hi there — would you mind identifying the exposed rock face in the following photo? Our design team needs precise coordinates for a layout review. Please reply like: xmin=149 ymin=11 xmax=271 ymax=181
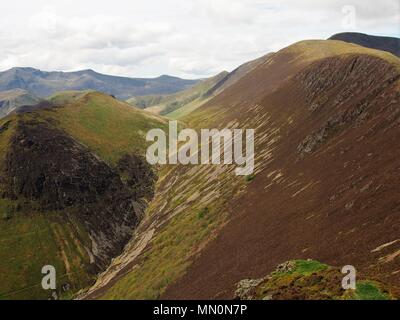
xmin=297 ymin=55 xmax=400 ymax=154
xmin=116 ymin=154 xmax=156 ymax=201
xmin=234 ymin=278 xmax=267 ymax=300
xmin=0 ymin=116 xmax=155 ymax=270
xmin=234 ymin=261 xmax=295 ymax=300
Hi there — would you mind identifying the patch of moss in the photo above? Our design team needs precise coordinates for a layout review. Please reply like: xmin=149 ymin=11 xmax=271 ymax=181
xmin=293 ymin=259 xmax=328 ymax=275
xmin=354 ymin=281 xmax=391 ymax=300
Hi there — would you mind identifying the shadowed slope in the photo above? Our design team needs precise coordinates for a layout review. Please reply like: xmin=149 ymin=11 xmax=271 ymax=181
xmin=330 ymin=32 xmax=400 ymax=57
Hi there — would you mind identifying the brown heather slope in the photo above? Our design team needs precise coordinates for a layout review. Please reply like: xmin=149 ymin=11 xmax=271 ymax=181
xmin=82 ymin=40 xmax=400 ymax=300
xmin=163 ymin=41 xmax=400 ymax=299
xmin=205 ymin=53 xmax=274 ymax=97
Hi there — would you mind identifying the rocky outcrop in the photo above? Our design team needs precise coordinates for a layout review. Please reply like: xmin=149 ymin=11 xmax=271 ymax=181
xmin=297 ymin=55 xmax=400 ymax=154
xmin=234 ymin=260 xmax=395 ymax=300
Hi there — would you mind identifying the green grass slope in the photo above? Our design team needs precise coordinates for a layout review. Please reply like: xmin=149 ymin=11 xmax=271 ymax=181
xmin=44 ymin=91 xmax=168 ymax=163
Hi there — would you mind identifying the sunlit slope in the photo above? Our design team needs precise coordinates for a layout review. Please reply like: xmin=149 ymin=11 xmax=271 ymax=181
xmin=43 ymin=92 xmax=168 ymax=163
xmin=128 ymin=72 xmax=228 ymax=118
xmin=84 ymin=40 xmax=400 ymax=300
xmin=48 ymin=90 xmax=95 ymax=105
xmin=129 ymin=52 xmax=272 ymax=120
xmin=0 ymin=92 xmax=167 ymax=299
xmin=186 ymin=39 xmax=400 ymax=124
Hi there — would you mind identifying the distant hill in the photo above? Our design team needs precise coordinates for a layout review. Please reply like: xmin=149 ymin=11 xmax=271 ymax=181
xmin=0 ymin=89 xmax=41 ymax=118
xmin=130 ymin=53 xmax=273 ymax=119
xmin=0 ymin=67 xmax=199 ymax=99
xmin=128 ymin=71 xmax=229 ymax=118
xmin=329 ymin=32 xmax=400 ymax=57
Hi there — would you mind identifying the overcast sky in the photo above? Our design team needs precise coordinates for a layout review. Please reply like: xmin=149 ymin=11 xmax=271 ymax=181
xmin=0 ymin=0 xmax=399 ymax=78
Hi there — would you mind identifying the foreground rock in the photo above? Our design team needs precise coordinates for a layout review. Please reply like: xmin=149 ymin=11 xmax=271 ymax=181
xmin=234 ymin=260 xmax=395 ymax=300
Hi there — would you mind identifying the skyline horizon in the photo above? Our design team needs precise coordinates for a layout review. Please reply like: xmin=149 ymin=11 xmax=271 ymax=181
xmin=1 ymin=0 xmax=398 ymax=79
xmin=1 ymin=30 xmax=399 ymax=80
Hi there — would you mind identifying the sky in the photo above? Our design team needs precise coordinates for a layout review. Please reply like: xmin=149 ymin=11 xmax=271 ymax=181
xmin=0 ymin=0 xmax=399 ymax=78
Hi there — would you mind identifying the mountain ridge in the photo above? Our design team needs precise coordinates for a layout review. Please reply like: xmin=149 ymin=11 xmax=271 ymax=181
xmin=329 ymin=32 xmax=400 ymax=57
xmin=0 ymin=67 xmax=200 ymax=100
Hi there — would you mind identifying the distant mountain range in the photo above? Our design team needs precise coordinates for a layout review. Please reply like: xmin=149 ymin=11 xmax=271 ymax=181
xmin=329 ymin=32 xmax=400 ymax=57
xmin=0 ymin=67 xmax=199 ymax=100
xmin=127 ymin=71 xmax=229 ymax=118
xmin=2 ymin=33 xmax=398 ymax=121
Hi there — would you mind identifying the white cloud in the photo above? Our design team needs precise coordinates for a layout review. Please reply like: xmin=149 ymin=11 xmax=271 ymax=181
xmin=0 ymin=0 xmax=398 ymax=78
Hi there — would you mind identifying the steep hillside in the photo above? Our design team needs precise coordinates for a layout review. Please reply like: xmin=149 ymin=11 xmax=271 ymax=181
xmin=329 ymin=33 xmax=400 ymax=57
xmin=81 ymin=39 xmax=400 ymax=300
xmin=0 ymin=89 xmax=41 ymax=118
xmin=0 ymin=92 xmax=167 ymax=299
xmin=0 ymin=68 xmax=199 ymax=100
xmin=127 ymin=71 xmax=228 ymax=118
